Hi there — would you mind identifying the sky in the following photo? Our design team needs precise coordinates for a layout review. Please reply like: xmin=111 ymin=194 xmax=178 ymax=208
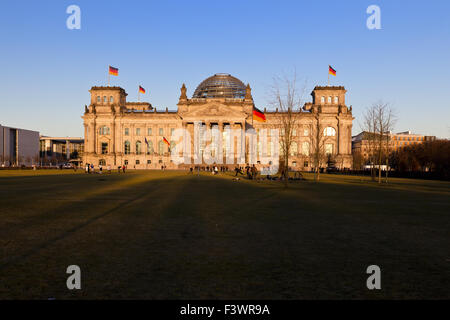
xmin=1 ymin=0 xmax=449 ymax=138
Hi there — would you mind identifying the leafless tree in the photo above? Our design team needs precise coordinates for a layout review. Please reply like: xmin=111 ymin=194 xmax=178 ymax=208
xmin=361 ymin=105 xmax=378 ymax=180
xmin=310 ymin=114 xmax=326 ymax=181
xmin=374 ymin=102 xmax=396 ymax=183
xmin=269 ymin=72 xmax=305 ymax=187
xmin=362 ymin=101 xmax=396 ymax=183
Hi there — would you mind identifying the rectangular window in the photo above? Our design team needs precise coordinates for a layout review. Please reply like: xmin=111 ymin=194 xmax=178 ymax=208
xmin=170 ymin=128 xmax=175 ymax=136
xmin=304 ymin=161 xmax=308 ymax=167
xmin=292 ymin=129 xmax=297 ymax=136
xmin=159 ymin=128 xmax=164 ymax=135
xmin=136 ymin=160 xmax=140 ymax=165
xmin=124 ymin=160 xmax=128 ymax=165
xmin=147 ymin=160 xmax=151 ymax=164
xmin=124 ymin=128 xmax=129 ymax=136
xmin=302 ymin=142 xmax=309 ymax=156
xmin=303 ymin=129 xmax=309 ymax=137
xmin=136 ymin=128 xmax=141 ymax=136
xmin=147 ymin=128 xmax=152 ymax=135
xmin=325 ymin=143 xmax=333 ymax=155
xmin=101 ymin=142 xmax=108 ymax=154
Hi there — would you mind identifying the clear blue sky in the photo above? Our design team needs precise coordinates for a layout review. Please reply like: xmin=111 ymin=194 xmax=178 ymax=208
xmin=1 ymin=0 xmax=449 ymax=138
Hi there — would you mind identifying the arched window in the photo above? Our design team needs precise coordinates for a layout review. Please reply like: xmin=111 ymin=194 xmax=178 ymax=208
xmin=147 ymin=141 xmax=153 ymax=154
xmin=334 ymin=96 xmax=339 ymax=104
xmin=99 ymin=159 xmax=106 ymax=166
xmin=110 ymin=96 xmax=114 ymax=103
xmin=321 ymin=96 xmax=325 ymax=104
xmin=99 ymin=126 xmax=110 ymax=135
xmin=302 ymin=142 xmax=310 ymax=156
xmin=290 ymin=142 xmax=298 ymax=156
xmin=324 ymin=127 xmax=336 ymax=137
xmin=158 ymin=141 xmax=164 ymax=154
xmin=327 ymin=96 xmax=332 ymax=104
xmin=124 ymin=141 xmax=130 ymax=154
xmin=136 ymin=141 xmax=142 ymax=155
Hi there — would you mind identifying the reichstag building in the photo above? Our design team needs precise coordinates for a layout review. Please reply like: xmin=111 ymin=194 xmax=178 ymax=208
xmin=82 ymin=74 xmax=354 ymax=169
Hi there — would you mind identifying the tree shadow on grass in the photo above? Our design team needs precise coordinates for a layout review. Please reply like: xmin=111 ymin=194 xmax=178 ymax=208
xmin=1 ymin=173 xmax=449 ymax=299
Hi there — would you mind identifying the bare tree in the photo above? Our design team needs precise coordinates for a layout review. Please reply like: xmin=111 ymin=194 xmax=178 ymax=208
xmin=362 ymin=101 xmax=396 ymax=183
xmin=374 ymin=102 xmax=396 ymax=183
xmin=269 ymin=72 xmax=305 ymax=187
xmin=310 ymin=114 xmax=326 ymax=181
xmin=361 ymin=106 xmax=378 ymax=181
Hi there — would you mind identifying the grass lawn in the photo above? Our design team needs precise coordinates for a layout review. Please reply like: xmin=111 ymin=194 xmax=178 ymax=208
xmin=0 ymin=169 xmax=449 ymax=299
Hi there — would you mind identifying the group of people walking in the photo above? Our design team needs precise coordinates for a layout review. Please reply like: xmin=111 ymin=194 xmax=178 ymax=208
xmin=84 ymin=163 xmax=127 ymax=174
xmin=234 ymin=164 xmax=258 ymax=180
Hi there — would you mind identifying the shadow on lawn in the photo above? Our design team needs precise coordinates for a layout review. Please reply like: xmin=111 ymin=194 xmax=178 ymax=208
xmin=0 ymin=174 xmax=186 ymax=271
xmin=1 ymin=172 xmax=449 ymax=299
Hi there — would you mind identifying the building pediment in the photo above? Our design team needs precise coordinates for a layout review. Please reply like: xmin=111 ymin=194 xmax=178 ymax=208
xmin=180 ymin=103 xmax=247 ymax=120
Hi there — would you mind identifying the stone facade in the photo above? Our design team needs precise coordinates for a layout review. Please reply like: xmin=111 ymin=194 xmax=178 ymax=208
xmin=352 ymin=130 xmax=436 ymax=169
xmin=82 ymin=76 xmax=354 ymax=170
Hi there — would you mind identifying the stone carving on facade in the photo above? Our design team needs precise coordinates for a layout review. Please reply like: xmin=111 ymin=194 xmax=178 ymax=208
xmin=179 ymin=83 xmax=187 ymax=100
xmin=245 ymin=84 xmax=252 ymax=100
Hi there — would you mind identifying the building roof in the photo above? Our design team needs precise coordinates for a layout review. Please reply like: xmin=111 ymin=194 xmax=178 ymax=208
xmin=193 ymin=74 xmax=247 ymax=99
xmin=90 ymin=86 xmax=124 ymax=90
xmin=40 ymin=136 xmax=83 ymax=142
xmin=313 ymin=86 xmax=346 ymax=90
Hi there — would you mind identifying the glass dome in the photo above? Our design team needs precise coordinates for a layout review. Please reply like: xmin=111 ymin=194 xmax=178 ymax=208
xmin=193 ymin=74 xmax=246 ymax=99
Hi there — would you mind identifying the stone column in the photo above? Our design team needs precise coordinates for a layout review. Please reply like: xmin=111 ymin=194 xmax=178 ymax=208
xmin=89 ymin=121 xmax=96 ymax=154
xmin=218 ymin=121 xmax=224 ymax=164
xmin=236 ymin=122 xmax=246 ymax=165
xmin=66 ymin=140 xmax=70 ymax=160
xmin=83 ymin=124 xmax=88 ymax=152
xmin=111 ymin=118 xmax=116 ymax=165
xmin=188 ymin=122 xmax=195 ymax=164
xmin=337 ymin=119 xmax=343 ymax=155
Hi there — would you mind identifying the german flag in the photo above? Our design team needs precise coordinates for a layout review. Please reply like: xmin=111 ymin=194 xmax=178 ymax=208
xmin=109 ymin=66 xmax=119 ymax=76
xmin=139 ymin=86 xmax=146 ymax=94
xmin=329 ymin=65 xmax=336 ymax=76
xmin=163 ymin=137 xmax=170 ymax=146
xmin=252 ymin=107 xmax=266 ymax=122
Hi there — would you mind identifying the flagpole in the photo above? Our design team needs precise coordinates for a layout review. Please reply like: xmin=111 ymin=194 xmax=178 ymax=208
xmin=328 ymin=70 xmax=330 ymax=87
xmin=138 ymin=90 xmax=140 ymax=102
xmin=108 ymin=66 xmax=110 ymax=87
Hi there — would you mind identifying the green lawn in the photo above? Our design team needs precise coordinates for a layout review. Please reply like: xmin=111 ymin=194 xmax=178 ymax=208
xmin=0 ymin=169 xmax=449 ymax=299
